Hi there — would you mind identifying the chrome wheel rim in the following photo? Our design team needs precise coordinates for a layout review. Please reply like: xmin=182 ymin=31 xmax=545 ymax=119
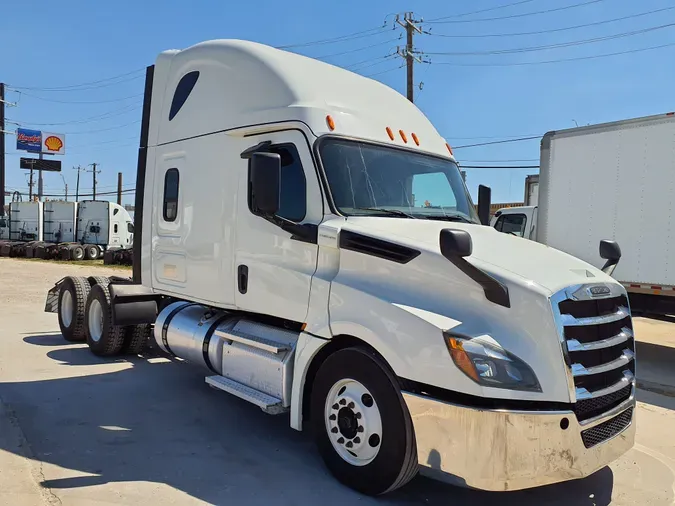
xmin=324 ymin=378 xmax=382 ymax=466
xmin=60 ymin=290 xmax=74 ymax=328
xmin=88 ymin=299 xmax=104 ymax=342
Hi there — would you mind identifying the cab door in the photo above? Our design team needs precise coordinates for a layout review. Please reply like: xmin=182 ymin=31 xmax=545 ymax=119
xmin=234 ymin=130 xmax=323 ymax=323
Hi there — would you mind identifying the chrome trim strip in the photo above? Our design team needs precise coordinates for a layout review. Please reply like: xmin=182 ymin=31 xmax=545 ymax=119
xmin=567 ymin=327 xmax=633 ymax=352
xmin=571 ymin=349 xmax=634 ymax=376
xmin=550 ymin=288 xmax=580 ymax=401
xmin=561 ymin=306 xmax=630 ymax=326
xmin=575 ymin=370 xmax=634 ymax=400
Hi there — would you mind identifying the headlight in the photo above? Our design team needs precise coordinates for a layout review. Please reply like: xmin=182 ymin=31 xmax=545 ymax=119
xmin=443 ymin=332 xmax=541 ymax=392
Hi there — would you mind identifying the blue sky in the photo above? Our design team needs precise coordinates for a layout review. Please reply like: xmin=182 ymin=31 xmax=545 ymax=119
xmin=2 ymin=0 xmax=674 ymax=206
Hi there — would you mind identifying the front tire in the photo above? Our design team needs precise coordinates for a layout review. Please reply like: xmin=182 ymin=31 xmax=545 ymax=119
xmin=310 ymin=347 xmax=418 ymax=495
xmin=57 ymin=276 xmax=91 ymax=342
xmin=85 ymin=283 xmax=126 ymax=356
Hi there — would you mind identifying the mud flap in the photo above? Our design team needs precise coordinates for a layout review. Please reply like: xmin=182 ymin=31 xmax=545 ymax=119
xmin=44 ymin=279 xmax=65 ymax=313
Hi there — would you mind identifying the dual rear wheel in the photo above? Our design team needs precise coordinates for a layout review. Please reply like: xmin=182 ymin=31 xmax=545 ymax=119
xmin=57 ymin=276 xmax=151 ymax=355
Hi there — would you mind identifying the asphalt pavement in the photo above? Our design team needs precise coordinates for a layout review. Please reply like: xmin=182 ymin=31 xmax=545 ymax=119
xmin=0 ymin=258 xmax=674 ymax=505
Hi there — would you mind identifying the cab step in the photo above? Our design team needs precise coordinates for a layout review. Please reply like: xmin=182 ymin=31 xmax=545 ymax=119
xmin=205 ymin=375 xmax=287 ymax=415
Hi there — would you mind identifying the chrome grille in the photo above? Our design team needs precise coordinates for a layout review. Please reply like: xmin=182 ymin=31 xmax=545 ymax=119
xmin=581 ymin=408 xmax=633 ymax=448
xmin=574 ymin=384 xmax=632 ymax=421
xmin=551 ymin=284 xmax=636 ymax=425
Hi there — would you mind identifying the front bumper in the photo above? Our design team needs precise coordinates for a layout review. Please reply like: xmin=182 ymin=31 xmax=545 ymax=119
xmin=403 ymin=391 xmax=636 ymax=492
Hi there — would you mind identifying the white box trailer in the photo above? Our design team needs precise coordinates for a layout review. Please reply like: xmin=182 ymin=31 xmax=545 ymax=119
xmin=44 ymin=201 xmax=78 ymax=243
xmin=492 ymin=112 xmax=675 ymax=314
xmin=9 ymin=201 xmax=43 ymax=241
xmin=45 ymin=39 xmax=636 ymax=495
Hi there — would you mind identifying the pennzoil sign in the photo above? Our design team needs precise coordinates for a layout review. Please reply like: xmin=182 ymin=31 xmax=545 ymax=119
xmin=15 ymin=129 xmax=66 ymax=155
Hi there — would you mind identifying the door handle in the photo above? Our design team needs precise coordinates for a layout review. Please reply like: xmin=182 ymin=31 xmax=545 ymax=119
xmin=238 ymin=265 xmax=248 ymax=294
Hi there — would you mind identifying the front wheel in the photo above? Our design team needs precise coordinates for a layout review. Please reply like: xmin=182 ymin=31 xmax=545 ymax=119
xmin=311 ymin=347 xmax=418 ymax=495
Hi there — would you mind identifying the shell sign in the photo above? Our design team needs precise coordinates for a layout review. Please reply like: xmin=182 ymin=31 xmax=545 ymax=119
xmin=41 ymin=132 xmax=66 ymax=154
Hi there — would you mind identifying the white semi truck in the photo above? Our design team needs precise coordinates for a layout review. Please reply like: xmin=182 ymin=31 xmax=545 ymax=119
xmin=0 ymin=199 xmax=133 ymax=260
xmin=45 ymin=40 xmax=636 ymax=495
xmin=492 ymin=112 xmax=675 ymax=315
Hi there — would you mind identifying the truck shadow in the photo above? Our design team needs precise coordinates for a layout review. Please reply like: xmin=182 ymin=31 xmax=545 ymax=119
xmin=0 ymin=333 xmax=614 ymax=506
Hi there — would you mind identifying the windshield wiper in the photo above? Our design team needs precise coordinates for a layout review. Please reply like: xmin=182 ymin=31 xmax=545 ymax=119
xmin=427 ymin=214 xmax=474 ymax=223
xmin=353 ymin=207 xmax=418 ymax=219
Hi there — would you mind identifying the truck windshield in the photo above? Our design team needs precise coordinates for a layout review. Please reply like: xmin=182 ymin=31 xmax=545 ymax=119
xmin=319 ymin=138 xmax=479 ymax=223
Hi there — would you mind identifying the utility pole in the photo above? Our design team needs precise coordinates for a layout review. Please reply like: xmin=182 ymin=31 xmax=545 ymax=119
xmin=0 ymin=83 xmax=5 ymax=216
xmin=28 ymin=169 xmax=34 ymax=200
xmin=73 ymin=165 xmax=84 ymax=201
xmin=117 ymin=172 xmax=123 ymax=205
xmin=396 ymin=12 xmax=423 ymax=103
xmin=89 ymin=163 xmax=100 ymax=200
xmin=59 ymin=173 xmax=68 ymax=201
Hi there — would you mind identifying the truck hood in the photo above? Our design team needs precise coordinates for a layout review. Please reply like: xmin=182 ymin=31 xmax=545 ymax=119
xmin=334 ymin=217 xmax=616 ymax=295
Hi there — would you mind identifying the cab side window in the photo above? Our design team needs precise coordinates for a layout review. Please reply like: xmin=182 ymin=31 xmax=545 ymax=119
xmin=163 ymin=168 xmax=180 ymax=222
xmin=250 ymin=145 xmax=306 ymax=222
xmin=495 ymin=213 xmax=527 ymax=237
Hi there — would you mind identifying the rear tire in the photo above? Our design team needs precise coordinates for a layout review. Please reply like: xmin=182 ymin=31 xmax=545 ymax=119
xmin=310 ymin=347 xmax=418 ymax=496
xmin=58 ymin=277 xmax=91 ymax=342
xmin=84 ymin=244 xmax=99 ymax=260
xmin=123 ymin=324 xmax=152 ymax=355
xmin=70 ymin=244 xmax=85 ymax=261
xmin=85 ymin=283 xmax=126 ymax=356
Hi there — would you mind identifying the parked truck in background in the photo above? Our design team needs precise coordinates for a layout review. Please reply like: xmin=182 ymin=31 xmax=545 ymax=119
xmin=0 ymin=199 xmax=133 ymax=260
xmin=45 ymin=40 xmax=636 ymax=495
xmin=9 ymin=201 xmax=43 ymax=242
xmin=492 ymin=112 xmax=675 ymax=315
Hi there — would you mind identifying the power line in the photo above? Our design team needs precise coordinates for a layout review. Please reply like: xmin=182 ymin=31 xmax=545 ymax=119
xmin=426 ymin=22 xmax=675 ymax=56
xmin=9 ymin=68 xmax=145 ymax=91
xmin=453 ymin=136 xmax=542 ymax=149
xmin=277 ymin=26 xmax=387 ymax=49
xmin=345 ymin=54 xmax=396 ymax=69
xmin=9 ymin=102 xmax=141 ymax=127
xmin=460 ymin=158 xmax=540 ymax=162
xmin=11 ymin=90 xmax=144 ymax=104
xmin=10 ymin=74 xmax=144 ymax=93
xmin=460 ymin=165 xmax=540 ymax=169
xmin=447 ymin=134 xmax=539 ymax=139
xmin=347 ymin=55 xmax=397 ymax=71
xmin=313 ymin=36 xmax=402 ymax=60
xmin=427 ymin=0 xmax=607 ymax=24
xmin=40 ymin=188 xmax=136 ymax=198
xmin=433 ymin=41 xmax=675 ymax=66
xmin=426 ymin=6 xmax=675 ymax=38
xmin=427 ymin=0 xmax=539 ymax=22
xmin=365 ymin=64 xmax=405 ymax=77
xmin=61 ymin=120 xmax=140 ymax=135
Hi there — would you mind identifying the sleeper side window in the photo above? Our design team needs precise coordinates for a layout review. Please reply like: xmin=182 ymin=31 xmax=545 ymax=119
xmin=169 ymin=71 xmax=200 ymax=121
xmin=163 ymin=169 xmax=180 ymax=222
xmin=114 ymin=224 xmax=118 ymax=233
